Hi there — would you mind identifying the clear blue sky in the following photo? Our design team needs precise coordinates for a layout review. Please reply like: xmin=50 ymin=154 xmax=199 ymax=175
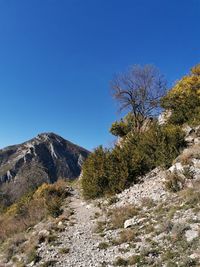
xmin=0 ymin=0 xmax=199 ymax=150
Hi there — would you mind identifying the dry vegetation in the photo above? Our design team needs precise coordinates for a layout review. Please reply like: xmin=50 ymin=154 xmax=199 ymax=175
xmin=177 ymin=144 xmax=200 ymax=165
xmin=108 ymin=205 xmax=139 ymax=229
xmin=164 ymin=171 xmax=185 ymax=192
xmin=0 ymin=180 xmax=71 ymax=242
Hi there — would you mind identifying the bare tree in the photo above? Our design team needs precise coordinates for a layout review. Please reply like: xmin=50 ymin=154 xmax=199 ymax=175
xmin=111 ymin=65 xmax=167 ymax=131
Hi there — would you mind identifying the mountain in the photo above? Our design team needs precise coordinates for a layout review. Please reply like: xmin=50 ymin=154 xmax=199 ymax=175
xmin=0 ymin=132 xmax=90 ymax=184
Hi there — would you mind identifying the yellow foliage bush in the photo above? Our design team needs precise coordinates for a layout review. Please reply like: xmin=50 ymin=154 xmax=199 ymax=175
xmin=165 ymin=75 xmax=200 ymax=98
xmin=34 ymin=180 xmax=67 ymax=199
xmin=191 ymin=63 xmax=200 ymax=76
xmin=5 ymin=203 xmax=18 ymax=216
xmin=161 ymin=63 xmax=200 ymax=125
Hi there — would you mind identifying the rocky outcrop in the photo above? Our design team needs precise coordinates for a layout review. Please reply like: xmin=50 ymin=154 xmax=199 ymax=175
xmin=168 ymin=126 xmax=200 ymax=181
xmin=184 ymin=125 xmax=200 ymax=146
xmin=0 ymin=132 xmax=90 ymax=184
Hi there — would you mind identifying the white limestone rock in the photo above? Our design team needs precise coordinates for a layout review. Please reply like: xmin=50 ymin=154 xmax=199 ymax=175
xmin=124 ymin=218 xmax=136 ymax=228
xmin=185 ymin=229 xmax=199 ymax=242
xmin=169 ymin=163 xmax=184 ymax=173
xmin=158 ymin=110 xmax=172 ymax=125
xmin=124 ymin=217 xmax=145 ymax=228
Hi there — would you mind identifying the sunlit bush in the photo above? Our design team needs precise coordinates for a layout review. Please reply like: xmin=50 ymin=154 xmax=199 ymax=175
xmin=161 ymin=63 xmax=200 ymax=125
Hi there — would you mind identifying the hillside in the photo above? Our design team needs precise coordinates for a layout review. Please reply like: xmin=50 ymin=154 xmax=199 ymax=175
xmin=0 ymin=126 xmax=200 ymax=266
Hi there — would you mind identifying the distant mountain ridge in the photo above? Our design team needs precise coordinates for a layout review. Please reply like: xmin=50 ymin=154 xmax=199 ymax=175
xmin=0 ymin=132 xmax=90 ymax=184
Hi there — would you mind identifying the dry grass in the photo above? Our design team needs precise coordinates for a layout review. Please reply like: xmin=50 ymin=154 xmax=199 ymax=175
xmin=113 ymin=229 xmax=135 ymax=245
xmin=2 ymin=233 xmax=27 ymax=262
xmin=178 ymin=145 xmax=200 ymax=165
xmin=0 ymin=198 xmax=46 ymax=241
xmin=165 ymin=172 xmax=185 ymax=192
xmin=109 ymin=205 xmax=139 ymax=229
xmin=0 ymin=180 xmax=71 ymax=266
xmin=141 ymin=197 xmax=155 ymax=209
xmin=180 ymin=184 xmax=200 ymax=208
xmin=95 ymin=220 xmax=107 ymax=233
xmin=0 ymin=180 xmax=71 ymax=242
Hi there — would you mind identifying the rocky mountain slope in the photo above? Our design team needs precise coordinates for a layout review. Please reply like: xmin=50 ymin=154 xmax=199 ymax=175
xmin=0 ymin=132 xmax=89 ymax=184
xmin=1 ymin=126 xmax=200 ymax=267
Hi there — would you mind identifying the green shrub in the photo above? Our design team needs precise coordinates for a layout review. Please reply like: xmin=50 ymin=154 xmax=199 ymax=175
xmin=106 ymin=147 xmax=129 ymax=193
xmin=118 ymin=123 xmax=185 ymax=179
xmin=82 ymin=123 xmax=185 ymax=199
xmin=110 ymin=121 xmax=128 ymax=137
xmin=81 ymin=146 xmax=110 ymax=199
xmin=110 ymin=113 xmax=136 ymax=137
xmin=81 ymin=146 xmax=131 ymax=198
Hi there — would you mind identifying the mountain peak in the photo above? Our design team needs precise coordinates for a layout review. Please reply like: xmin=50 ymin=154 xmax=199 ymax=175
xmin=0 ymin=133 xmax=90 ymax=184
xmin=37 ymin=132 xmax=60 ymax=138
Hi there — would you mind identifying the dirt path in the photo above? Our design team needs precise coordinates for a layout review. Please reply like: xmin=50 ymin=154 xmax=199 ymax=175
xmin=36 ymin=190 xmax=116 ymax=267
xmin=55 ymin=193 xmax=103 ymax=267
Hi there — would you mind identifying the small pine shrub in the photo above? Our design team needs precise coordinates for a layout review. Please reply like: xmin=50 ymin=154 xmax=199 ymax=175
xmin=81 ymin=146 xmax=110 ymax=199
xmin=110 ymin=113 xmax=136 ymax=137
